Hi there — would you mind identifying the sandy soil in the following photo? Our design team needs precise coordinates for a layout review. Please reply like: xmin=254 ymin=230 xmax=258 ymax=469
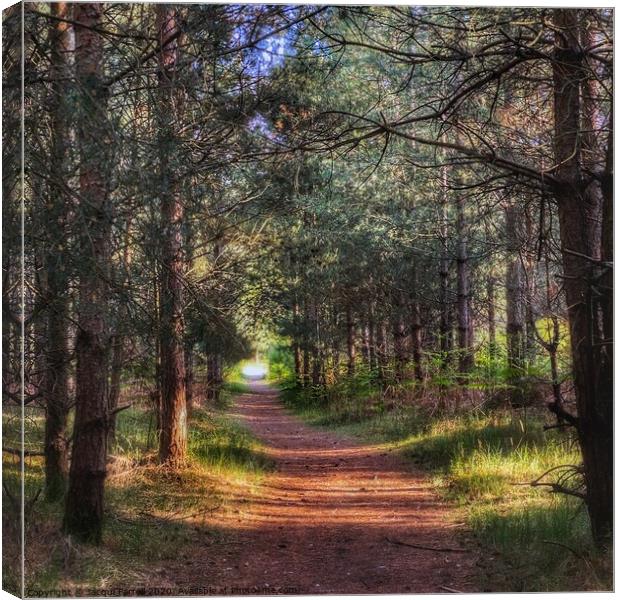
xmin=170 ymin=382 xmax=478 ymax=594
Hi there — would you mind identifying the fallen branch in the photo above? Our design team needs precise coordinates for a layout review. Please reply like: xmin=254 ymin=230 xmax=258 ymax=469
xmin=385 ymin=537 xmax=469 ymax=553
xmin=530 ymin=481 xmax=586 ymax=500
xmin=542 ymin=540 xmax=586 ymax=562
xmin=110 ymin=403 xmax=133 ymax=416
xmin=138 ymin=503 xmax=223 ymax=523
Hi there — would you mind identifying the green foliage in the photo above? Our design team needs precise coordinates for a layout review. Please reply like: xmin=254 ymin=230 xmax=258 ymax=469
xmin=188 ymin=408 xmax=274 ymax=475
xmin=266 ymin=343 xmax=295 ymax=382
xmin=281 ymin=369 xmax=385 ymax=425
xmin=471 ymin=500 xmax=611 ymax=591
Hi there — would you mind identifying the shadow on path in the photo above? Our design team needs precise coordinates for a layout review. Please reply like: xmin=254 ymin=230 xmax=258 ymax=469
xmin=172 ymin=382 xmax=478 ymax=594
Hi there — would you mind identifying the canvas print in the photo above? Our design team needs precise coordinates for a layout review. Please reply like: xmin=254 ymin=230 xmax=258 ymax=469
xmin=2 ymin=2 xmax=613 ymax=596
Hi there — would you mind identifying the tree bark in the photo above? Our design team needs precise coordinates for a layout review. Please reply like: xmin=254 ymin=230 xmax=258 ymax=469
xmin=346 ymin=305 xmax=356 ymax=377
xmin=44 ymin=1 xmax=72 ymax=502
xmin=504 ymin=203 xmax=525 ymax=385
xmin=292 ymin=301 xmax=302 ymax=385
xmin=551 ymin=9 xmax=612 ymax=544
xmin=410 ymin=266 xmax=424 ymax=381
xmin=375 ymin=322 xmax=388 ymax=384
xmin=108 ymin=218 xmax=132 ymax=445
xmin=486 ymin=273 xmax=496 ymax=365
xmin=207 ymin=354 xmax=221 ymax=402
xmin=184 ymin=340 xmax=194 ymax=414
xmin=63 ymin=3 xmax=110 ymax=543
xmin=156 ymin=5 xmax=187 ymax=467
xmin=360 ymin=323 xmax=371 ymax=367
xmin=439 ymin=159 xmax=452 ymax=363
xmin=456 ymin=193 xmax=473 ymax=377
xmin=392 ymin=291 xmax=407 ymax=382
xmin=367 ymin=304 xmax=377 ymax=372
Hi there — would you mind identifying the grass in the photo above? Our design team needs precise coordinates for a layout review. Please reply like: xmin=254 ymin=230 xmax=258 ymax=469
xmin=2 ymin=397 xmax=272 ymax=595
xmin=281 ymin=379 xmax=612 ymax=592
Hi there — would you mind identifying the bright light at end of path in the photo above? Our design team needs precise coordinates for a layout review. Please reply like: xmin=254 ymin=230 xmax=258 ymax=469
xmin=241 ymin=363 xmax=267 ymax=380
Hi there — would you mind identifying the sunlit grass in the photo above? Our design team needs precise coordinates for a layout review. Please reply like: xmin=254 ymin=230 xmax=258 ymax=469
xmin=283 ymin=380 xmax=608 ymax=591
xmin=4 ymin=400 xmax=272 ymax=594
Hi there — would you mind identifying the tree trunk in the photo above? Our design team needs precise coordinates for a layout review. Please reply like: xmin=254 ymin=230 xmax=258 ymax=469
xmin=439 ymin=160 xmax=452 ymax=363
xmin=456 ymin=193 xmax=473 ymax=377
xmin=302 ymin=346 xmax=310 ymax=387
xmin=292 ymin=301 xmax=302 ymax=385
xmin=367 ymin=304 xmax=377 ymax=372
xmin=551 ymin=9 xmax=612 ymax=544
xmin=156 ymin=5 xmax=187 ymax=467
xmin=410 ymin=266 xmax=424 ymax=382
xmin=184 ymin=340 xmax=194 ymax=415
xmin=44 ymin=1 xmax=72 ymax=502
xmin=293 ymin=342 xmax=302 ymax=385
xmin=63 ymin=3 xmax=110 ymax=543
xmin=107 ymin=335 xmax=123 ymax=445
xmin=504 ymin=203 xmax=525 ymax=387
xmin=311 ymin=348 xmax=321 ymax=387
xmin=346 ymin=305 xmax=356 ymax=377
xmin=392 ymin=291 xmax=408 ymax=382
xmin=360 ymin=323 xmax=371 ymax=367
xmin=375 ymin=322 xmax=388 ymax=384
xmin=206 ymin=354 xmax=221 ymax=402
xmin=108 ymin=219 xmax=132 ymax=445
xmin=486 ymin=273 xmax=496 ymax=365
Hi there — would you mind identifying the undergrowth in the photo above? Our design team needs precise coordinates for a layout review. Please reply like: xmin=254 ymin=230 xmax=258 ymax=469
xmin=2 ymin=399 xmax=272 ymax=595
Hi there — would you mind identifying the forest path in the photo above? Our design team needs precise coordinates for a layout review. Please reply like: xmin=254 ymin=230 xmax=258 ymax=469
xmin=173 ymin=382 xmax=479 ymax=594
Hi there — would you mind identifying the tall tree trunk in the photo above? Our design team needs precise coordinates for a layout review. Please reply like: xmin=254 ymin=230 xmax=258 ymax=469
xmin=551 ymin=9 xmax=612 ymax=544
xmin=63 ymin=3 xmax=110 ymax=543
xmin=183 ymin=222 xmax=195 ymax=415
xmin=44 ymin=1 xmax=72 ymax=502
xmin=311 ymin=298 xmax=321 ymax=387
xmin=206 ymin=354 xmax=220 ymax=402
xmin=293 ymin=342 xmax=302 ymax=385
xmin=107 ymin=335 xmax=123 ymax=445
xmin=375 ymin=322 xmax=388 ymax=384
xmin=504 ymin=203 xmax=525 ymax=389
xmin=292 ymin=301 xmax=302 ymax=385
xmin=108 ymin=218 xmax=133 ymax=445
xmin=311 ymin=348 xmax=321 ymax=387
xmin=360 ymin=323 xmax=371 ymax=367
xmin=486 ymin=273 xmax=496 ymax=364
xmin=392 ymin=291 xmax=407 ymax=382
xmin=346 ymin=305 xmax=356 ymax=377
xmin=439 ymin=160 xmax=452 ymax=363
xmin=456 ymin=194 xmax=473 ymax=377
xmin=184 ymin=340 xmax=194 ymax=414
xmin=302 ymin=346 xmax=310 ymax=387
xmin=410 ymin=266 xmax=424 ymax=382
xmin=156 ymin=5 xmax=186 ymax=467
xmin=367 ymin=306 xmax=377 ymax=372
xmin=522 ymin=207 xmax=537 ymax=366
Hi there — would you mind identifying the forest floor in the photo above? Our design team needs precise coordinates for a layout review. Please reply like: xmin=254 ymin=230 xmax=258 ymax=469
xmin=8 ymin=380 xmax=609 ymax=595
xmin=166 ymin=382 xmax=478 ymax=594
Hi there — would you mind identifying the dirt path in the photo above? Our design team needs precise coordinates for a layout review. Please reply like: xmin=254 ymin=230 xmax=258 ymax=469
xmin=173 ymin=383 xmax=478 ymax=594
